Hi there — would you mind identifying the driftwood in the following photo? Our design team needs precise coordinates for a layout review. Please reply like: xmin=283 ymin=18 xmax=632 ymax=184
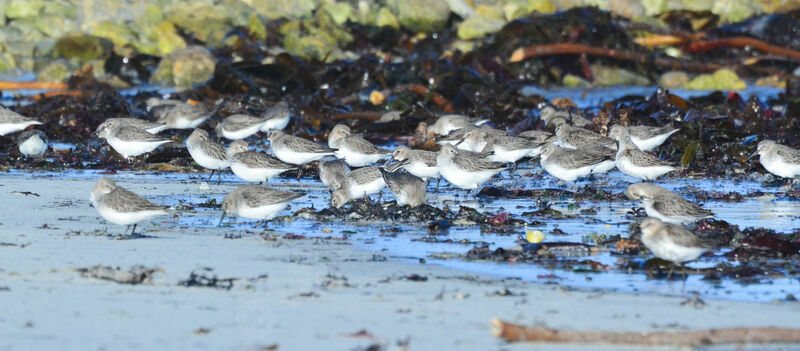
xmin=490 ymin=319 xmax=800 ymax=346
xmin=0 ymin=81 xmax=68 ymax=90
xmin=509 ymin=43 xmax=722 ymax=72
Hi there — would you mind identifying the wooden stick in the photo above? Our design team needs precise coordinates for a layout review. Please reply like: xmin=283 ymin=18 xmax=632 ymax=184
xmin=490 ymin=319 xmax=800 ymax=346
xmin=687 ymin=37 xmax=800 ymax=59
xmin=408 ymin=84 xmax=454 ymax=112
xmin=634 ymin=35 xmax=686 ymax=47
xmin=0 ymin=81 xmax=68 ymax=90
xmin=509 ymin=43 xmax=722 ymax=72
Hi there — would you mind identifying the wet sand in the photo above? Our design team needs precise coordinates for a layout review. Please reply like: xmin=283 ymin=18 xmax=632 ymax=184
xmin=1 ymin=172 xmax=799 ymax=350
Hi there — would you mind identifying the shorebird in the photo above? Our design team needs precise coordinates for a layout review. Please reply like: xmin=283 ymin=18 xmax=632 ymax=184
xmin=90 ymin=177 xmax=169 ymax=236
xmin=94 ymin=120 xmax=171 ymax=159
xmin=610 ymin=125 xmax=677 ymax=181
xmin=625 ymin=183 xmax=714 ymax=224
xmin=427 ymin=114 xmax=488 ymax=136
xmin=152 ymin=101 xmax=215 ymax=129
xmin=750 ymin=140 xmax=800 ymax=179
xmin=259 ymin=101 xmax=291 ymax=132
xmin=639 ymin=217 xmax=715 ymax=278
xmin=0 ymin=107 xmax=42 ymax=136
xmin=318 ymin=159 xmax=350 ymax=191
xmin=437 ymin=144 xmax=505 ymax=191
xmin=327 ymin=124 xmax=390 ymax=167
xmin=98 ymin=117 xmax=169 ymax=134
xmin=216 ymin=114 xmax=266 ymax=140
xmin=555 ymin=124 xmax=615 ymax=149
xmin=186 ymin=129 xmax=230 ymax=184
xmin=387 ymin=145 xmax=439 ymax=180
xmin=539 ymin=143 xmax=615 ymax=181
xmin=145 ymin=97 xmax=182 ymax=111
xmin=220 ymin=185 xmax=304 ymax=228
xmin=266 ymin=130 xmax=335 ymax=165
xmin=379 ymin=168 xmax=426 ymax=207
xmin=621 ymin=124 xmax=680 ymax=151
xmin=227 ymin=140 xmax=295 ymax=183
xmin=16 ymin=130 xmax=47 ymax=158
xmin=331 ymin=166 xmax=386 ymax=208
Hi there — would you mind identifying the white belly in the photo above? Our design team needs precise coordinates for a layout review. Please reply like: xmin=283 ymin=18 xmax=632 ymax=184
xmin=438 ymin=163 xmax=497 ymax=189
xmin=188 ymin=146 xmax=229 ymax=170
xmin=348 ymin=178 xmax=386 ymax=200
xmin=488 ymin=147 xmax=530 ymax=163
xmin=540 ymin=158 xmax=593 ymax=181
xmin=616 ymin=156 xmax=674 ymax=181
xmin=107 ymin=138 xmax=169 ymax=158
xmin=231 ymin=162 xmax=285 ymax=183
xmin=221 ymin=124 xmax=261 ymax=140
xmin=642 ymin=236 xmax=707 ymax=263
xmin=643 ymin=202 xmax=693 ymax=225
xmin=97 ymin=206 xmax=166 ymax=226
xmin=335 ymin=148 xmax=383 ymax=167
xmin=761 ymin=155 xmax=800 ymax=178
xmin=19 ymin=136 xmax=47 ymax=157
xmin=170 ymin=116 xmax=209 ymax=129
xmin=0 ymin=121 xmax=41 ymax=136
xmin=236 ymin=202 xmax=289 ymax=221
xmin=405 ymin=161 xmax=439 ymax=179
xmin=260 ymin=116 xmax=290 ymax=132
xmin=273 ymin=147 xmax=330 ymax=164
xmin=632 ymin=133 xmax=672 ymax=151
xmin=590 ymin=159 xmax=616 ymax=174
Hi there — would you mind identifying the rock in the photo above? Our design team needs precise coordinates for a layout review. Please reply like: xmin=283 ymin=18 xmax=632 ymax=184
xmin=387 ymin=0 xmax=451 ymax=32
xmin=248 ymin=13 xmax=268 ymax=40
xmin=163 ymin=1 xmax=239 ymax=48
xmin=608 ymin=0 xmax=646 ymax=18
xmin=151 ymin=46 xmax=216 ymax=88
xmin=755 ymin=75 xmax=786 ymax=88
xmin=376 ymin=7 xmax=400 ymax=28
xmin=457 ymin=13 xmax=506 ymax=39
xmin=154 ymin=21 xmax=187 ymax=56
xmin=0 ymin=53 xmax=16 ymax=71
xmin=504 ymin=0 xmax=557 ymax=20
xmin=35 ymin=59 xmax=72 ymax=82
xmin=563 ymin=74 xmax=592 ymax=88
xmin=658 ymin=71 xmax=690 ymax=89
xmin=684 ymin=69 xmax=747 ymax=90
xmin=711 ymin=0 xmax=764 ymax=22
xmin=54 ymin=35 xmax=113 ymax=63
xmin=283 ymin=33 xmax=336 ymax=61
xmin=5 ymin=0 xmax=46 ymax=18
xmin=322 ymin=1 xmax=355 ymax=25
xmin=590 ymin=64 xmax=650 ymax=86
xmin=245 ymin=0 xmax=318 ymax=19
xmin=641 ymin=0 xmax=668 ymax=15
xmin=92 ymin=21 xmax=137 ymax=48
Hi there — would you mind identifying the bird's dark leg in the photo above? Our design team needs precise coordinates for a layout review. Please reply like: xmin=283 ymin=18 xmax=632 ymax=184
xmin=130 ymin=224 xmax=138 ymax=236
xmin=207 ymin=170 xmax=216 ymax=183
xmin=510 ymin=161 xmax=519 ymax=176
xmin=466 ymin=189 xmax=472 ymax=197
xmin=217 ymin=171 xmax=222 ymax=185
xmin=666 ymin=264 xmax=675 ymax=280
xmin=435 ymin=177 xmax=441 ymax=193
xmin=124 ymin=225 xmax=131 ymax=236
xmin=377 ymin=191 xmax=383 ymax=203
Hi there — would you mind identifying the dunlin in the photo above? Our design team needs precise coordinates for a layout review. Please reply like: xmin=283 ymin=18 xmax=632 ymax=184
xmin=623 ymin=125 xmax=680 ymax=151
xmin=437 ymin=144 xmax=505 ymax=190
xmin=153 ymin=102 xmax=215 ymax=129
xmin=387 ymin=145 xmax=438 ymax=180
xmin=751 ymin=140 xmax=800 ymax=179
xmin=145 ymin=97 xmax=182 ymax=111
xmin=610 ymin=126 xmax=677 ymax=181
xmin=327 ymin=124 xmax=390 ymax=167
xmin=266 ymin=130 xmax=335 ymax=165
xmin=216 ymin=114 xmax=266 ymax=140
xmin=466 ymin=130 xmax=546 ymax=164
xmin=94 ymin=120 xmax=171 ymax=158
xmin=555 ymin=124 xmax=615 ymax=149
xmin=259 ymin=101 xmax=291 ymax=132
xmin=319 ymin=159 xmax=350 ymax=190
xmin=16 ymin=130 xmax=48 ymax=158
xmin=427 ymin=114 xmax=488 ymax=136
xmin=435 ymin=125 xmax=477 ymax=149
xmin=539 ymin=143 xmax=615 ymax=181
xmin=625 ymin=183 xmax=713 ymax=225
xmin=99 ymin=117 xmax=168 ymax=134
xmin=0 ymin=107 xmax=42 ymax=136
xmin=331 ymin=166 xmax=386 ymax=208
xmin=639 ymin=217 xmax=714 ymax=265
xmin=220 ymin=185 xmax=304 ymax=227
xmin=186 ymin=129 xmax=230 ymax=184
xmin=379 ymin=168 xmax=426 ymax=207
xmin=227 ymin=140 xmax=295 ymax=183
xmin=90 ymin=177 xmax=169 ymax=235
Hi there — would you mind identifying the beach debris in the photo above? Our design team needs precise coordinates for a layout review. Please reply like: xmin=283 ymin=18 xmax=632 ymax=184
xmin=490 ymin=319 xmax=800 ymax=346
xmin=178 ymin=268 xmax=237 ymax=290
xmin=77 ymin=265 xmax=161 ymax=285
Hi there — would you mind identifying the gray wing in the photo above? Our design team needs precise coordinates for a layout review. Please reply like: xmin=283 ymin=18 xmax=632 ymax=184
xmin=114 ymin=126 xmax=170 ymax=142
xmin=242 ymin=187 xmax=303 ymax=207
xmin=349 ymin=167 xmax=382 ymax=185
xmin=285 ymin=136 xmax=335 ymax=153
xmin=414 ymin=150 xmax=438 ymax=167
xmin=261 ymin=102 xmax=290 ymax=120
xmin=343 ymin=136 xmax=390 ymax=155
xmin=623 ymin=149 xmax=675 ymax=167
xmin=579 ymin=144 xmax=616 ymax=157
xmin=496 ymin=135 xmax=546 ymax=150
xmin=454 ymin=153 xmax=507 ymax=171
xmin=200 ymin=142 xmax=227 ymax=160
xmin=776 ymin=146 xmax=800 ymax=164
xmin=434 ymin=126 xmax=473 ymax=142
xmin=559 ymin=149 xmax=613 ymax=169
xmin=106 ymin=188 xmax=168 ymax=212
xmin=235 ymin=152 xmax=295 ymax=169
xmin=571 ymin=130 xmax=613 ymax=146
xmin=652 ymin=195 xmax=714 ymax=217
xmin=629 ymin=125 xmax=677 ymax=138
xmin=0 ymin=107 xmax=37 ymax=123
xmin=664 ymin=224 xmax=715 ymax=249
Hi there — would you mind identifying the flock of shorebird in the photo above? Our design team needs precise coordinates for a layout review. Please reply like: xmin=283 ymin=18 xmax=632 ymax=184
xmin=2 ymin=99 xmax=800 ymax=273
